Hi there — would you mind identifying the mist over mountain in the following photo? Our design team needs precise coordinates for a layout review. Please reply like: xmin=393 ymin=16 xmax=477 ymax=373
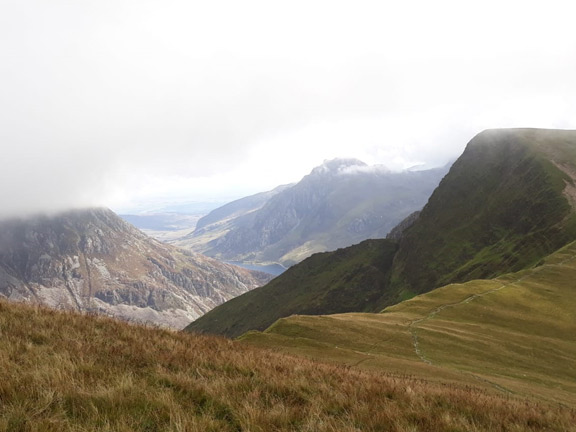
xmin=0 ymin=208 xmax=271 ymax=328
xmin=2 ymin=1 xmax=576 ymax=426
xmin=177 ymin=159 xmax=448 ymax=266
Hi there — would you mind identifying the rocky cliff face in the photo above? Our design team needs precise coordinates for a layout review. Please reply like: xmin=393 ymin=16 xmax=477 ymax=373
xmin=0 ymin=208 xmax=271 ymax=328
xmin=385 ymin=211 xmax=420 ymax=241
xmin=193 ymin=184 xmax=293 ymax=233
xmin=179 ymin=159 xmax=448 ymax=266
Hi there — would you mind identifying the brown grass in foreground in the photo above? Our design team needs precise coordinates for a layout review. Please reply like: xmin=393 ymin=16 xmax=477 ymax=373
xmin=0 ymin=300 xmax=574 ymax=431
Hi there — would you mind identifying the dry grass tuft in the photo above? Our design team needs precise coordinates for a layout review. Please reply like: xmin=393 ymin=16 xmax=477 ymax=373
xmin=0 ymin=299 xmax=574 ymax=431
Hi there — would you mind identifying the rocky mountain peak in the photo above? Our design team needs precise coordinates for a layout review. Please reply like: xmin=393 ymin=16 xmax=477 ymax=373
xmin=0 ymin=208 xmax=271 ymax=328
xmin=309 ymin=158 xmax=368 ymax=176
xmin=179 ymin=159 xmax=447 ymax=266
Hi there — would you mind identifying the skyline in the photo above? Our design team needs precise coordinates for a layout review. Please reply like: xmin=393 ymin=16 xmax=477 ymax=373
xmin=1 ymin=1 xmax=575 ymax=216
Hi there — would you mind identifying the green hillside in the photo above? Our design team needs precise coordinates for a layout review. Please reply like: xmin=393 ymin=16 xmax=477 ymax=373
xmin=241 ymin=239 xmax=576 ymax=407
xmin=388 ymin=128 xmax=576 ymax=303
xmin=187 ymin=128 xmax=576 ymax=337
xmin=186 ymin=239 xmax=397 ymax=338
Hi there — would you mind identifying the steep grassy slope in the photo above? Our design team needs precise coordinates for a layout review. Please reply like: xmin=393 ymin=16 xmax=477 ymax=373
xmin=186 ymin=239 xmax=397 ymax=338
xmin=241 ymin=239 xmax=576 ymax=408
xmin=1 ymin=300 xmax=574 ymax=431
xmin=389 ymin=128 xmax=576 ymax=302
xmin=187 ymin=128 xmax=576 ymax=337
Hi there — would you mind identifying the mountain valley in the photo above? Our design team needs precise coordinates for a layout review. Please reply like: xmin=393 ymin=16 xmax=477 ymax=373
xmin=176 ymin=159 xmax=447 ymax=267
xmin=188 ymin=128 xmax=576 ymax=337
xmin=2 ymin=128 xmax=576 ymax=430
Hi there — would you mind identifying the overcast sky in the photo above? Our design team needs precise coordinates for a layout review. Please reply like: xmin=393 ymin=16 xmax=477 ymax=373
xmin=1 ymin=0 xmax=575 ymax=216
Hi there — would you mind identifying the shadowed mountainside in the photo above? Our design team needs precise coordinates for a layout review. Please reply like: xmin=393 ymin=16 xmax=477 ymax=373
xmin=388 ymin=128 xmax=576 ymax=302
xmin=187 ymin=239 xmax=397 ymax=338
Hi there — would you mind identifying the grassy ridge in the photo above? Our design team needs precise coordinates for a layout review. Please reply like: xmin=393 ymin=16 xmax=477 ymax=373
xmin=388 ymin=128 xmax=576 ymax=303
xmin=1 ymin=301 xmax=575 ymax=431
xmin=187 ymin=129 xmax=576 ymax=338
xmin=241 ymin=239 xmax=576 ymax=408
xmin=186 ymin=239 xmax=397 ymax=338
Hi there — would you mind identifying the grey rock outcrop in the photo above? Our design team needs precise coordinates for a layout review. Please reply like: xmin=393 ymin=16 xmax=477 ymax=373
xmin=0 ymin=208 xmax=271 ymax=328
xmin=386 ymin=211 xmax=421 ymax=241
xmin=177 ymin=159 xmax=448 ymax=266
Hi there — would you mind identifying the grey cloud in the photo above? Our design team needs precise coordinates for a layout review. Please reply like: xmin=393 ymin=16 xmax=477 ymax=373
xmin=0 ymin=1 xmax=575 ymax=217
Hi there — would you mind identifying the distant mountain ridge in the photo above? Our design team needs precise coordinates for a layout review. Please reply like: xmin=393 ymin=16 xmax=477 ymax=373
xmin=193 ymin=184 xmax=293 ymax=233
xmin=0 ymin=208 xmax=271 ymax=328
xmin=187 ymin=128 xmax=576 ymax=337
xmin=177 ymin=158 xmax=448 ymax=266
